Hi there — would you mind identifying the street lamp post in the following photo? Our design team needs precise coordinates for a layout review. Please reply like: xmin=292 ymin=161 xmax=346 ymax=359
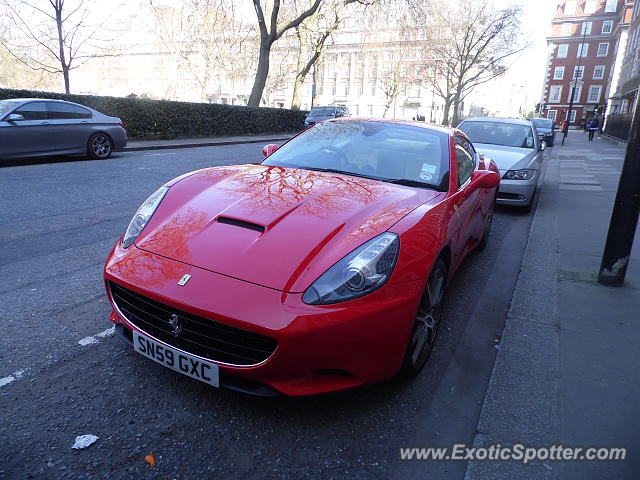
xmin=598 ymin=94 xmax=640 ymax=286
xmin=562 ymin=28 xmax=588 ymax=146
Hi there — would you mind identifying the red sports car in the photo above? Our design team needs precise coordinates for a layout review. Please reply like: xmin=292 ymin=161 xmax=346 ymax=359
xmin=104 ymin=119 xmax=499 ymax=396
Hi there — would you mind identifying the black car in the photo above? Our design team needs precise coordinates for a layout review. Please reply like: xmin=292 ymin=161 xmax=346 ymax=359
xmin=531 ymin=117 xmax=555 ymax=147
xmin=304 ymin=106 xmax=349 ymax=127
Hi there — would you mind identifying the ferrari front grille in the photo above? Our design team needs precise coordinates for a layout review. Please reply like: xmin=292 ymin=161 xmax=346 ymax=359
xmin=108 ymin=281 xmax=277 ymax=366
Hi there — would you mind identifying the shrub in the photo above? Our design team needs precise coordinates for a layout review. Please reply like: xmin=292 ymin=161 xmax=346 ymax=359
xmin=0 ymin=88 xmax=307 ymax=138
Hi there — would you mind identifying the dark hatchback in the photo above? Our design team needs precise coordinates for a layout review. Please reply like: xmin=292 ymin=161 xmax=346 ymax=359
xmin=531 ymin=117 xmax=555 ymax=147
xmin=304 ymin=106 xmax=349 ymax=127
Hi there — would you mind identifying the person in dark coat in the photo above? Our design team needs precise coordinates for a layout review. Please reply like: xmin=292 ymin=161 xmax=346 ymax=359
xmin=587 ymin=117 xmax=599 ymax=141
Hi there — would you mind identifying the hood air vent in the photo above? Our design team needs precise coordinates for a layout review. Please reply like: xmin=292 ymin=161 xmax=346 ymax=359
xmin=217 ymin=216 xmax=265 ymax=233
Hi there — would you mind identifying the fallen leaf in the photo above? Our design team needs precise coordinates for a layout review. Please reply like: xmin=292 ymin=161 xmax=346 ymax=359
xmin=145 ymin=453 xmax=156 ymax=467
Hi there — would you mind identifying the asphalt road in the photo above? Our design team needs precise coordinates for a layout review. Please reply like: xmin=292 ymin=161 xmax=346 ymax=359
xmin=0 ymin=144 xmax=537 ymax=479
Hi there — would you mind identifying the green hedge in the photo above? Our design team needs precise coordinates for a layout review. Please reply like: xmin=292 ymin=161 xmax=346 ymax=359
xmin=0 ymin=88 xmax=306 ymax=138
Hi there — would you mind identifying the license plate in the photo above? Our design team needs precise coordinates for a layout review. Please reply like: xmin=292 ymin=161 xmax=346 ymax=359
xmin=133 ymin=331 xmax=219 ymax=387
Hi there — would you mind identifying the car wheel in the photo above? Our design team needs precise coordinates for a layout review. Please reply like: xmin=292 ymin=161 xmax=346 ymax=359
xmin=88 ymin=133 xmax=113 ymax=159
xmin=400 ymin=259 xmax=447 ymax=376
xmin=477 ymin=200 xmax=495 ymax=250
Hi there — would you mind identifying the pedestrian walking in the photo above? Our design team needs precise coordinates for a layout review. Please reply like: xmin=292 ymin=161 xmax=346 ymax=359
xmin=587 ymin=117 xmax=599 ymax=142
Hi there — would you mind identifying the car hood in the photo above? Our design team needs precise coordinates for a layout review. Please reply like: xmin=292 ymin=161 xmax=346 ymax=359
xmin=135 ymin=165 xmax=441 ymax=292
xmin=472 ymin=143 xmax=535 ymax=173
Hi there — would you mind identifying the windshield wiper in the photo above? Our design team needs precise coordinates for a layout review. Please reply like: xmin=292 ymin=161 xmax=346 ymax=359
xmin=301 ymin=167 xmax=381 ymax=181
xmin=385 ymin=178 xmax=441 ymax=191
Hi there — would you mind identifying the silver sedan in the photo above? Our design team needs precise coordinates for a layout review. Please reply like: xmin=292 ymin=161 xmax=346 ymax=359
xmin=457 ymin=117 xmax=544 ymax=212
xmin=0 ymin=98 xmax=127 ymax=160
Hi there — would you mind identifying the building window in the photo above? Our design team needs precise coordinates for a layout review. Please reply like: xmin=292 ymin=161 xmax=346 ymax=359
xmin=565 ymin=0 xmax=577 ymax=15
xmin=554 ymin=66 xmax=565 ymax=80
xmin=577 ymin=43 xmax=588 ymax=57
xmin=574 ymin=65 xmax=584 ymax=79
xmin=584 ymin=0 xmax=597 ymax=14
xmin=369 ymin=82 xmax=376 ymax=96
xmin=597 ymin=43 xmax=609 ymax=56
xmin=581 ymin=22 xmax=592 ymax=35
xmin=547 ymin=110 xmax=557 ymax=122
xmin=588 ymin=85 xmax=602 ymax=102
xmin=605 ymin=0 xmax=617 ymax=13
xmin=602 ymin=21 xmax=613 ymax=34
xmin=557 ymin=44 xmax=569 ymax=58
xmin=549 ymin=85 xmax=563 ymax=102
xmin=593 ymin=65 xmax=605 ymax=79
xmin=568 ymin=85 xmax=582 ymax=102
xmin=568 ymin=110 xmax=577 ymax=123
xmin=562 ymin=23 xmax=572 ymax=36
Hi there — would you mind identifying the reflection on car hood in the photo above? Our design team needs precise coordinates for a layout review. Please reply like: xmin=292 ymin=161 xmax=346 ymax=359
xmin=473 ymin=143 xmax=533 ymax=172
xmin=135 ymin=165 xmax=442 ymax=292
xmin=536 ymin=127 xmax=553 ymax=134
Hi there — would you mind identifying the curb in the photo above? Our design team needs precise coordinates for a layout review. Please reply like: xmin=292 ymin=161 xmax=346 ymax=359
xmin=123 ymin=136 xmax=293 ymax=152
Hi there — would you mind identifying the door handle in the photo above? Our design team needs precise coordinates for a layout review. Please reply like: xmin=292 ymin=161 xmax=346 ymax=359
xmin=41 ymin=122 xmax=50 ymax=125
xmin=81 ymin=121 xmax=88 ymax=124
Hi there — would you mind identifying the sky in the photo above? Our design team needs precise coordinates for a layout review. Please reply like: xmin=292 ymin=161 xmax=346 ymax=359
xmin=500 ymin=0 xmax=558 ymax=107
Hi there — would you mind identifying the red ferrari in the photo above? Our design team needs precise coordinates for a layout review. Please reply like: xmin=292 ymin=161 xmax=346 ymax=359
xmin=104 ymin=119 xmax=499 ymax=396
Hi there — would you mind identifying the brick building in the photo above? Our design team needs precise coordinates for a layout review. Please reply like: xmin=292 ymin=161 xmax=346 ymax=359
xmin=540 ymin=0 xmax=627 ymax=128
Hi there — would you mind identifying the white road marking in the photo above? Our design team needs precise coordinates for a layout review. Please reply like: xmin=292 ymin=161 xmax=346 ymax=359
xmin=0 ymin=369 xmax=25 ymax=388
xmin=143 ymin=152 xmax=177 ymax=156
xmin=78 ymin=326 xmax=115 ymax=346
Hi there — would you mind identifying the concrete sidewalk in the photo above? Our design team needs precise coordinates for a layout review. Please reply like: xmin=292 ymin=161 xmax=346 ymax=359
xmin=123 ymin=132 xmax=294 ymax=151
xmin=465 ymin=130 xmax=640 ymax=479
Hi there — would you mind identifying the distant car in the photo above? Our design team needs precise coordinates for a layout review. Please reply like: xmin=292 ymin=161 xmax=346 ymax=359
xmin=304 ymin=105 xmax=349 ymax=127
xmin=457 ymin=117 xmax=544 ymax=212
xmin=104 ymin=119 xmax=500 ymax=396
xmin=0 ymin=98 xmax=127 ymax=160
xmin=531 ymin=117 xmax=556 ymax=147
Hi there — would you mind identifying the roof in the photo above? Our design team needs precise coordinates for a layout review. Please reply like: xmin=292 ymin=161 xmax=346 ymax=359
xmin=460 ymin=116 xmax=532 ymax=126
xmin=0 ymin=98 xmax=74 ymax=103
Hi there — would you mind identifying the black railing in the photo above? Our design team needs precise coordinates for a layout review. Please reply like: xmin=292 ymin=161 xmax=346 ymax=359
xmin=604 ymin=114 xmax=634 ymax=141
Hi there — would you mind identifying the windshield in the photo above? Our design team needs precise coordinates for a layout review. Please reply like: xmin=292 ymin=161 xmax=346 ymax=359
xmin=532 ymin=118 xmax=553 ymax=129
xmin=263 ymin=121 xmax=451 ymax=191
xmin=459 ymin=121 xmax=535 ymax=149
xmin=0 ymin=100 xmax=20 ymax=118
xmin=309 ymin=107 xmax=337 ymax=116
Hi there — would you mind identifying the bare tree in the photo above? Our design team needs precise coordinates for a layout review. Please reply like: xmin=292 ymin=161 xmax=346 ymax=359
xmin=289 ymin=0 xmax=370 ymax=110
xmin=0 ymin=0 xmax=117 ymax=93
xmin=248 ymin=0 xmax=325 ymax=107
xmin=422 ymin=0 xmax=526 ymax=125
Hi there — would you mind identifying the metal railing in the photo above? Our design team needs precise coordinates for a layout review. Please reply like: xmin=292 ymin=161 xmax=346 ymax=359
xmin=604 ymin=114 xmax=634 ymax=141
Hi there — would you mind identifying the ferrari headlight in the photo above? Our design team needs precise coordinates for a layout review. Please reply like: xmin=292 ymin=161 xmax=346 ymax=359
xmin=503 ymin=169 xmax=536 ymax=181
xmin=302 ymin=233 xmax=400 ymax=305
xmin=121 ymin=186 xmax=169 ymax=248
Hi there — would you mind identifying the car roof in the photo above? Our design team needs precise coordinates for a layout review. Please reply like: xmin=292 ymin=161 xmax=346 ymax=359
xmin=460 ymin=116 xmax=532 ymax=126
xmin=329 ymin=117 xmax=458 ymax=135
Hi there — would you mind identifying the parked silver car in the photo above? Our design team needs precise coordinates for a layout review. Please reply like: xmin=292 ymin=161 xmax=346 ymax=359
xmin=457 ymin=117 xmax=544 ymax=212
xmin=0 ymin=98 xmax=127 ymax=160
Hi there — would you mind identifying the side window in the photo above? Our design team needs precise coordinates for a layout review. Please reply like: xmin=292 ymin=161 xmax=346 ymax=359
xmin=455 ymin=136 xmax=475 ymax=188
xmin=48 ymin=102 xmax=92 ymax=119
xmin=13 ymin=102 xmax=48 ymax=121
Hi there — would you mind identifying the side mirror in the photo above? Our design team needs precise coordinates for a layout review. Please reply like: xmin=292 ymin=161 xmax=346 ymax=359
xmin=539 ymin=141 xmax=546 ymax=152
xmin=471 ymin=170 xmax=500 ymax=189
xmin=262 ymin=143 xmax=280 ymax=157
xmin=6 ymin=113 xmax=24 ymax=122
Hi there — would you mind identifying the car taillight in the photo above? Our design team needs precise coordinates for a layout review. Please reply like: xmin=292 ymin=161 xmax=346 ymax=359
xmin=119 ymin=121 xmax=124 ymax=128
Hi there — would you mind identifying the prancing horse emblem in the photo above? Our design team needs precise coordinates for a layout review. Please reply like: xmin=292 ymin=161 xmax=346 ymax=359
xmin=169 ymin=313 xmax=182 ymax=337
xmin=178 ymin=274 xmax=191 ymax=286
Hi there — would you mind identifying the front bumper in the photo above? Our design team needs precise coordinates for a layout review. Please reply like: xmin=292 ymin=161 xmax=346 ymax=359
xmin=496 ymin=172 xmax=539 ymax=207
xmin=104 ymin=243 xmax=423 ymax=396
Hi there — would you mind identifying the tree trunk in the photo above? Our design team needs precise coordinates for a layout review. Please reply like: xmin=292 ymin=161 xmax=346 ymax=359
xmin=248 ymin=42 xmax=272 ymax=107
xmin=290 ymin=28 xmax=306 ymax=110
xmin=442 ymin=100 xmax=451 ymax=126
xmin=291 ymin=74 xmax=305 ymax=110
xmin=54 ymin=1 xmax=70 ymax=93
xmin=451 ymin=91 xmax=462 ymax=127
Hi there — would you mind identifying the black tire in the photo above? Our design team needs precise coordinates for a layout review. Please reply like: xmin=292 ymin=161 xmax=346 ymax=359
xmin=399 ymin=259 xmax=447 ymax=377
xmin=477 ymin=199 xmax=495 ymax=250
xmin=87 ymin=133 xmax=113 ymax=159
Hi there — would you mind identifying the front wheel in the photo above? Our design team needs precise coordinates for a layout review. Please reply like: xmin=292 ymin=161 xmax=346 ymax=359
xmin=88 ymin=133 xmax=113 ymax=159
xmin=399 ymin=259 xmax=447 ymax=376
